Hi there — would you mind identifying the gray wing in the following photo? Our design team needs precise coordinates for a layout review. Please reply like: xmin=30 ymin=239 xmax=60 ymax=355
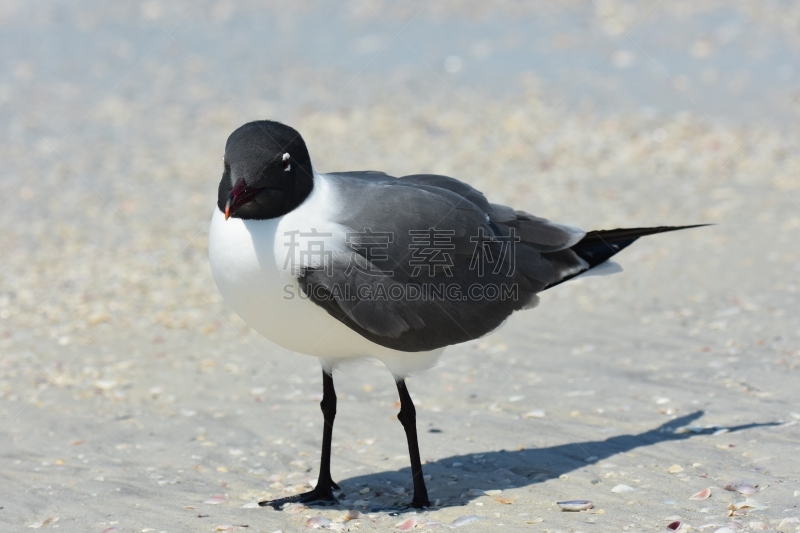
xmin=299 ymin=172 xmax=589 ymax=352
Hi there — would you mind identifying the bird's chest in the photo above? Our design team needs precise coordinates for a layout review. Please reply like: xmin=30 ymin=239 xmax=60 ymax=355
xmin=207 ymin=207 xmax=351 ymax=354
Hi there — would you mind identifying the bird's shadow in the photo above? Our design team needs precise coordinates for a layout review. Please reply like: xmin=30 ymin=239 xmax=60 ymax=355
xmin=326 ymin=411 xmax=780 ymax=512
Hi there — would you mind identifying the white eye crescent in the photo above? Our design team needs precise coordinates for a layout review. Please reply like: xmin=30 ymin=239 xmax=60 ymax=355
xmin=282 ymin=152 xmax=291 ymax=171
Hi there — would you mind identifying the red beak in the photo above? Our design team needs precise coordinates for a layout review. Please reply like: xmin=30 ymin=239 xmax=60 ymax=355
xmin=224 ymin=179 xmax=261 ymax=220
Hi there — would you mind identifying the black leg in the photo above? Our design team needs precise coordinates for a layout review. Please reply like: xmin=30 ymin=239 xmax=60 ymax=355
xmin=318 ymin=370 xmax=339 ymax=492
xmin=260 ymin=370 xmax=339 ymax=509
xmin=396 ymin=379 xmax=430 ymax=508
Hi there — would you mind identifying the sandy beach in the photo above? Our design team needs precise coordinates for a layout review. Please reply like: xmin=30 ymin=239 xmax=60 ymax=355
xmin=1 ymin=2 xmax=799 ymax=531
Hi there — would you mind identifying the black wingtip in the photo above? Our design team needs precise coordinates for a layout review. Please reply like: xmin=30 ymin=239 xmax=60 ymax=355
xmin=577 ymin=224 xmax=712 ymax=248
xmin=574 ymin=224 xmax=711 ymax=263
xmin=544 ymin=223 xmax=711 ymax=290
xmin=572 ymin=224 xmax=711 ymax=254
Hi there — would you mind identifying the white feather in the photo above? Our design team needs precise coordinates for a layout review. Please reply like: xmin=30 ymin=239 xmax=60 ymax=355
xmin=209 ymin=172 xmax=444 ymax=378
xmin=574 ymin=260 xmax=623 ymax=280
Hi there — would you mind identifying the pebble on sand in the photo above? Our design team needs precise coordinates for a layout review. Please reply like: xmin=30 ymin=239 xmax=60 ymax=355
xmin=203 ymin=494 xmax=228 ymax=504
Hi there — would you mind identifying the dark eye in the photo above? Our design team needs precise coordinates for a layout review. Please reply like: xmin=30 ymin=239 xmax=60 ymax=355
xmin=282 ymin=152 xmax=291 ymax=171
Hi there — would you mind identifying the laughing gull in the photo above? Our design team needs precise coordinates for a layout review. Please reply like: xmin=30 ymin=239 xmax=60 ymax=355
xmin=208 ymin=120 xmax=704 ymax=509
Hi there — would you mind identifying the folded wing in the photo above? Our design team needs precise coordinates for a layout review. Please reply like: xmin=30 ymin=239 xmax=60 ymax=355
xmin=298 ymin=172 xmax=592 ymax=352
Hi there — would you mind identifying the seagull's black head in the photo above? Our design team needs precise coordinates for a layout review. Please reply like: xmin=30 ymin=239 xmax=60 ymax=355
xmin=218 ymin=120 xmax=314 ymax=220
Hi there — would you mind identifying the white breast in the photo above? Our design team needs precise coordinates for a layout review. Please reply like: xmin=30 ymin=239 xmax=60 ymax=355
xmin=208 ymin=173 xmax=444 ymax=377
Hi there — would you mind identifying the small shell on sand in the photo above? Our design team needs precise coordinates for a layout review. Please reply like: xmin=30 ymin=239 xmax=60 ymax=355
xmin=523 ymin=409 xmax=546 ymax=419
xmin=730 ymin=498 xmax=765 ymax=510
xmin=305 ymin=517 xmax=332 ymax=529
xmin=689 ymin=488 xmax=712 ymax=500
xmin=557 ymin=500 xmax=593 ymax=511
xmin=396 ymin=517 xmax=427 ymax=530
xmin=345 ymin=510 xmax=365 ymax=520
xmin=778 ymin=517 xmax=800 ymax=531
xmin=452 ymin=515 xmax=484 ymax=526
xmin=28 ymin=518 xmax=58 ymax=529
xmin=203 ymin=494 xmax=228 ymax=505
xmin=611 ymin=484 xmax=636 ymax=493
xmin=723 ymin=479 xmax=757 ymax=494
xmin=466 ymin=488 xmax=502 ymax=497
